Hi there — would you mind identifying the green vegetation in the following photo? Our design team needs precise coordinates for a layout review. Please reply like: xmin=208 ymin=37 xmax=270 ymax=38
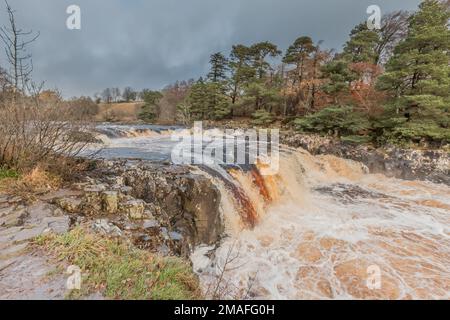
xmin=56 ymin=1 xmax=449 ymax=149
xmin=168 ymin=0 xmax=449 ymax=148
xmin=376 ymin=0 xmax=450 ymax=145
xmin=138 ymin=90 xmax=163 ymax=122
xmin=294 ymin=106 xmax=370 ymax=138
xmin=252 ymin=109 xmax=274 ymax=126
xmin=0 ymin=167 xmax=19 ymax=180
xmin=33 ymin=228 xmax=201 ymax=300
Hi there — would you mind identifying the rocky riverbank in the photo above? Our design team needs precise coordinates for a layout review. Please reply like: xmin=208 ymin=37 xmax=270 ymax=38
xmin=0 ymin=160 xmax=222 ymax=299
xmin=281 ymin=132 xmax=450 ymax=185
xmin=2 ymin=127 xmax=448 ymax=299
xmin=203 ymin=121 xmax=449 ymax=185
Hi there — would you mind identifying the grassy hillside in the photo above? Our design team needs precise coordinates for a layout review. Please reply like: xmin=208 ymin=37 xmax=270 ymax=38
xmin=95 ymin=102 xmax=144 ymax=123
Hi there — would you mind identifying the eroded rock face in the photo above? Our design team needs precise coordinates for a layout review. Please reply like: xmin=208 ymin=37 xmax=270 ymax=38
xmin=109 ymin=162 xmax=223 ymax=246
xmin=281 ymin=132 xmax=450 ymax=185
xmin=71 ymin=161 xmax=223 ymax=249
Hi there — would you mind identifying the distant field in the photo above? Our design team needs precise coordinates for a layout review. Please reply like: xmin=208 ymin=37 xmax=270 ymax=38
xmin=95 ymin=102 xmax=144 ymax=122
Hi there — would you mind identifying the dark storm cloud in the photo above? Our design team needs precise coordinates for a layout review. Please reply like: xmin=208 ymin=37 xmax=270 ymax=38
xmin=0 ymin=0 xmax=420 ymax=97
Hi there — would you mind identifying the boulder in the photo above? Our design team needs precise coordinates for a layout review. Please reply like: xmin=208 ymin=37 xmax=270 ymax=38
xmin=121 ymin=199 xmax=146 ymax=220
xmin=54 ymin=197 xmax=81 ymax=213
xmin=101 ymin=191 xmax=118 ymax=214
xmin=82 ymin=185 xmax=106 ymax=214
xmin=117 ymin=163 xmax=223 ymax=246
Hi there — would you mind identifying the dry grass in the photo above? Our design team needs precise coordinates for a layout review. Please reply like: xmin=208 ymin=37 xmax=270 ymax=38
xmin=0 ymin=166 xmax=61 ymax=199
xmin=95 ymin=102 xmax=144 ymax=122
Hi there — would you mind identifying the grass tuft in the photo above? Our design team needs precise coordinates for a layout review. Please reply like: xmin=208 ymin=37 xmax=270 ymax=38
xmin=0 ymin=167 xmax=19 ymax=180
xmin=33 ymin=227 xmax=201 ymax=300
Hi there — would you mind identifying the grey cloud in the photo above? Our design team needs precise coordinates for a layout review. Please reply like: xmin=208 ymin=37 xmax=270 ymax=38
xmin=0 ymin=0 xmax=420 ymax=97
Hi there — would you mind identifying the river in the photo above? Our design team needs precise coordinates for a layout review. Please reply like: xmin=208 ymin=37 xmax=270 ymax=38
xmin=89 ymin=124 xmax=450 ymax=300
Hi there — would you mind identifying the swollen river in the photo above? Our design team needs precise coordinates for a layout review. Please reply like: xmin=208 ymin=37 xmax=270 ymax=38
xmin=91 ymin=125 xmax=450 ymax=300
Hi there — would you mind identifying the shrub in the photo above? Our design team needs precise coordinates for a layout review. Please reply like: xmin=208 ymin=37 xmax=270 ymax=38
xmin=0 ymin=93 xmax=93 ymax=170
xmin=251 ymin=109 xmax=274 ymax=126
xmin=68 ymin=96 xmax=100 ymax=119
xmin=294 ymin=106 xmax=371 ymax=138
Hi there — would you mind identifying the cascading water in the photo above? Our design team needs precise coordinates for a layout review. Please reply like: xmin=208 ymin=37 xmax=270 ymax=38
xmin=193 ymin=149 xmax=450 ymax=300
xmin=89 ymin=124 xmax=450 ymax=300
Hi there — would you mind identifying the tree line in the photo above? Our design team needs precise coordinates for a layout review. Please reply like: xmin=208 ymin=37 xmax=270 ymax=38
xmin=165 ymin=0 xmax=448 ymax=147
xmin=98 ymin=87 xmax=141 ymax=103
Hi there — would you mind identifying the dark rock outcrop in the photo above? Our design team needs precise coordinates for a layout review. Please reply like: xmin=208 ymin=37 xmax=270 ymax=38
xmin=86 ymin=161 xmax=223 ymax=248
xmin=281 ymin=132 xmax=450 ymax=185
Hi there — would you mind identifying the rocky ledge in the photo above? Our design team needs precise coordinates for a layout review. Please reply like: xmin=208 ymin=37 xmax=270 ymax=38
xmin=281 ymin=132 xmax=450 ymax=185
xmin=0 ymin=160 xmax=223 ymax=299
xmin=53 ymin=160 xmax=223 ymax=255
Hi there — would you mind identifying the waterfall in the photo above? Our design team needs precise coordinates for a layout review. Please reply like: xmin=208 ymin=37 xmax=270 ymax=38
xmin=192 ymin=148 xmax=450 ymax=300
xmin=87 ymin=124 xmax=450 ymax=300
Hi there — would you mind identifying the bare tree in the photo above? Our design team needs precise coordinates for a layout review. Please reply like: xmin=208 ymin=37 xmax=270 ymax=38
xmin=0 ymin=0 xmax=40 ymax=93
xmin=0 ymin=2 xmax=92 ymax=170
xmin=375 ymin=11 xmax=410 ymax=65
xmin=122 ymin=86 xmax=137 ymax=102
xmin=111 ymin=87 xmax=121 ymax=102
xmin=101 ymin=88 xmax=112 ymax=103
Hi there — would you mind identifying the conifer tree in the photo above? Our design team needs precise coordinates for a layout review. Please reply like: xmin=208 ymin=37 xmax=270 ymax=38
xmin=207 ymin=52 xmax=229 ymax=83
xmin=376 ymin=0 xmax=450 ymax=144
xmin=186 ymin=78 xmax=208 ymax=120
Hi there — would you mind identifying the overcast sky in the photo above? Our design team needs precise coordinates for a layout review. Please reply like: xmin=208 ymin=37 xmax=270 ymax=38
xmin=0 ymin=0 xmax=421 ymax=97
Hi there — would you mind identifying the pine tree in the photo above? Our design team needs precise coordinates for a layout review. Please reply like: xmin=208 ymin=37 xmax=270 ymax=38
xmin=321 ymin=59 xmax=357 ymax=104
xmin=240 ymin=82 xmax=281 ymax=116
xmin=294 ymin=106 xmax=371 ymax=138
xmin=343 ymin=23 xmax=380 ymax=64
xmin=205 ymin=82 xmax=231 ymax=120
xmin=283 ymin=36 xmax=315 ymax=82
xmin=228 ymin=44 xmax=255 ymax=105
xmin=207 ymin=52 xmax=229 ymax=82
xmin=250 ymin=41 xmax=281 ymax=79
xmin=138 ymin=90 xmax=163 ymax=122
xmin=186 ymin=78 xmax=208 ymax=120
xmin=376 ymin=0 xmax=450 ymax=144
xmin=252 ymin=109 xmax=274 ymax=126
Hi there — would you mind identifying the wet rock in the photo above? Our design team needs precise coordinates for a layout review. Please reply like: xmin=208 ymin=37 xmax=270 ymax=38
xmin=0 ymin=253 xmax=69 ymax=300
xmin=0 ymin=195 xmax=9 ymax=204
xmin=119 ymin=186 xmax=133 ymax=195
xmin=0 ymin=202 xmax=70 ymax=244
xmin=160 ymin=227 xmax=182 ymax=241
xmin=281 ymin=132 xmax=450 ymax=185
xmin=79 ymin=160 xmax=224 ymax=249
xmin=92 ymin=219 xmax=122 ymax=237
xmin=122 ymin=221 xmax=140 ymax=231
xmin=169 ymin=231 xmax=183 ymax=241
xmin=115 ymin=163 xmax=223 ymax=246
xmin=1 ymin=215 xmax=70 ymax=243
xmin=157 ymin=244 xmax=170 ymax=256
xmin=0 ymin=206 xmax=15 ymax=217
xmin=43 ymin=216 xmax=71 ymax=235
xmin=0 ymin=242 xmax=28 ymax=259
